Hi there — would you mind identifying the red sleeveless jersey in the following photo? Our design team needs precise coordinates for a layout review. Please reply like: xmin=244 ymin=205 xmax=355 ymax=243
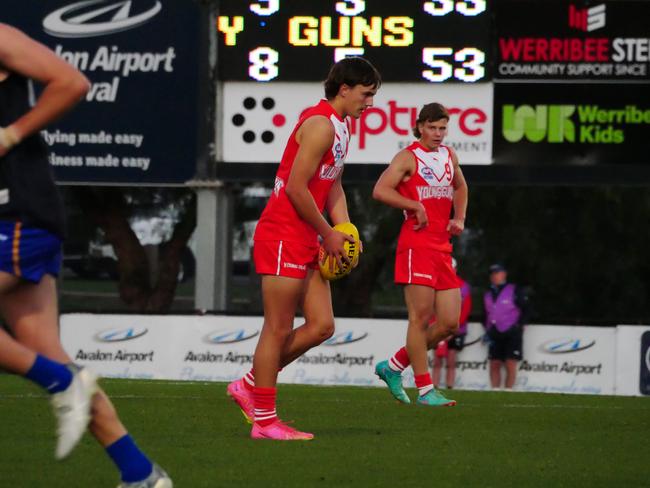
xmin=396 ymin=142 xmax=455 ymax=252
xmin=254 ymin=100 xmax=350 ymax=246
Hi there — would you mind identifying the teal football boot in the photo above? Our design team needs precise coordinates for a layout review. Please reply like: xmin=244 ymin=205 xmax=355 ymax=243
xmin=375 ymin=360 xmax=411 ymax=404
xmin=416 ymin=389 xmax=457 ymax=407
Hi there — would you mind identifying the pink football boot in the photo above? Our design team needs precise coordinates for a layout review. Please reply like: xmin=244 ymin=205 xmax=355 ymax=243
xmin=226 ymin=379 xmax=254 ymax=424
xmin=251 ymin=420 xmax=314 ymax=441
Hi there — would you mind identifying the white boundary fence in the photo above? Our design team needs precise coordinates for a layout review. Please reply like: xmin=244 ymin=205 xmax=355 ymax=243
xmin=60 ymin=314 xmax=650 ymax=397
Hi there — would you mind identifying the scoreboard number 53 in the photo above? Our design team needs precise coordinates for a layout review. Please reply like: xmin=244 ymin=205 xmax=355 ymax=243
xmin=422 ymin=47 xmax=485 ymax=82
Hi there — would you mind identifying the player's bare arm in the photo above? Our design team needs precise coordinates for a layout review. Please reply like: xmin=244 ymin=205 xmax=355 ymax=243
xmin=372 ymin=149 xmax=428 ymax=230
xmin=447 ymin=148 xmax=467 ymax=236
xmin=326 ymin=175 xmax=363 ymax=260
xmin=326 ymin=177 xmax=350 ymax=225
xmin=0 ymin=24 xmax=89 ymax=156
xmin=285 ymin=115 xmax=352 ymax=262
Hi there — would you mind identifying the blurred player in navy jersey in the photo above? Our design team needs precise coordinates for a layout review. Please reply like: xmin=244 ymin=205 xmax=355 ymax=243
xmin=0 ymin=23 xmax=171 ymax=487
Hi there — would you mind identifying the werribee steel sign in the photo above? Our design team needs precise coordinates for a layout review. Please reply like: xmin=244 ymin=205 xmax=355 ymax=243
xmin=3 ymin=0 xmax=201 ymax=184
xmin=495 ymin=0 xmax=650 ymax=82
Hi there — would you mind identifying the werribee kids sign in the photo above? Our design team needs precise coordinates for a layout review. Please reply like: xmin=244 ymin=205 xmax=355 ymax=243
xmin=493 ymin=83 xmax=650 ymax=165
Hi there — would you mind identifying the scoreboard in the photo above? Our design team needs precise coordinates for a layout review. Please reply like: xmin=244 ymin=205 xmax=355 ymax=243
xmin=216 ymin=0 xmax=491 ymax=83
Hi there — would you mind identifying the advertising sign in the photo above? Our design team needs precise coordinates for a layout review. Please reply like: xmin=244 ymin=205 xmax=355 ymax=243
xmin=515 ymin=325 xmax=615 ymax=394
xmin=60 ymin=314 xmax=405 ymax=385
xmin=62 ymin=314 xmax=622 ymax=396
xmin=435 ymin=322 xmax=489 ymax=390
xmin=493 ymin=83 xmax=650 ymax=165
xmin=2 ymin=0 xmax=202 ymax=184
xmin=61 ymin=314 xmax=175 ymax=379
xmin=221 ymin=82 xmax=493 ymax=165
xmin=437 ymin=324 xmax=616 ymax=394
xmin=639 ymin=331 xmax=650 ymax=395
xmin=495 ymin=0 xmax=650 ymax=81
xmin=615 ymin=325 xmax=650 ymax=396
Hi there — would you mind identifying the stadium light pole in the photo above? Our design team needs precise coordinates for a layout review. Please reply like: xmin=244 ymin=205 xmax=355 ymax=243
xmin=189 ymin=0 xmax=232 ymax=312
xmin=193 ymin=181 xmax=232 ymax=312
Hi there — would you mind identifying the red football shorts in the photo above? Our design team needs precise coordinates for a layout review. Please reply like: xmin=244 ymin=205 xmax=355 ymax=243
xmin=253 ymin=240 xmax=319 ymax=279
xmin=394 ymin=247 xmax=461 ymax=290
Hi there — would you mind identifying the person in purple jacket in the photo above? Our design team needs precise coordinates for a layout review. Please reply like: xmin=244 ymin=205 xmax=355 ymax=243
xmin=483 ymin=263 xmax=530 ymax=389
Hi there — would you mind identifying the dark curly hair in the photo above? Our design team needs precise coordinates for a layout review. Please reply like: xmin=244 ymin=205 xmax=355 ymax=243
xmin=323 ymin=57 xmax=381 ymax=100
xmin=412 ymin=103 xmax=449 ymax=138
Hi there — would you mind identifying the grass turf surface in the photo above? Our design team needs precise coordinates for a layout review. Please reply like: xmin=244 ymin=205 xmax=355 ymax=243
xmin=1 ymin=375 xmax=648 ymax=487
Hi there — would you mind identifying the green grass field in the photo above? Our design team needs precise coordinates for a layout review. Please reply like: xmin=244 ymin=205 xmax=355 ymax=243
xmin=1 ymin=375 xmax=648 ymax=488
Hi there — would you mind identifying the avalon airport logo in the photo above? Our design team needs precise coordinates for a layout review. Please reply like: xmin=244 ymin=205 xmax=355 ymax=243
xmin=94 ymin=326 xmax=148 ymax=342
xmin=539 ymin=338 xmax=596 ymax=354
xmin=43 ymin=0 xmax=162 ymax=38
xmin=203 ymin=328 xmax=259 ymax=344
xmin=464 ymin=327 xmax=485 ymax=348
xmin=322 ymin=331 xmax=369 ymax=346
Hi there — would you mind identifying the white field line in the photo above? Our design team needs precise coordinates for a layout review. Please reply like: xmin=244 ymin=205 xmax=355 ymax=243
xmin=0 ymin=392 xmax=646 ymax=410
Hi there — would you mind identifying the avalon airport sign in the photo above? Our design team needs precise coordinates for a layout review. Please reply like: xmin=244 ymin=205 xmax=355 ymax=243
xmin=3 ymin=0 xmax=201 ymax=184
xmin=61 ymin=314 xmax=649 ymax=396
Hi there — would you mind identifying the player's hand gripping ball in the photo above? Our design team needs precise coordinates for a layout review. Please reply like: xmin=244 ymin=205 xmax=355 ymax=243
xmin=319 ymin=222 xmax=360 ymax=281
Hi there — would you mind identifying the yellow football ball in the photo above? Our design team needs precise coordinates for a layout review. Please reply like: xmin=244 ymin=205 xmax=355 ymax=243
xmin=319 ymin=222 xmax=360 ymax=281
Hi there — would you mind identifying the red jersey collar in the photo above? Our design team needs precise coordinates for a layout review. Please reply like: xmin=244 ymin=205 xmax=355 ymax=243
xmin=319 ymin=99 xmax=345 ymax=122
xmin=412 ymin=141 xmax=442 ymax=153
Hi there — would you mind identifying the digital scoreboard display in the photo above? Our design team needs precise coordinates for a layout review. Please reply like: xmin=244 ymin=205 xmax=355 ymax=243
xmin=216 ymin=0 xmax=491 ymax=83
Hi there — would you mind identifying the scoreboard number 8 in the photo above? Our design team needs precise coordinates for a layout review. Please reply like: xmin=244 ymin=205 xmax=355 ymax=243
xmin=249 ymin=47 xmax=279 ymax=81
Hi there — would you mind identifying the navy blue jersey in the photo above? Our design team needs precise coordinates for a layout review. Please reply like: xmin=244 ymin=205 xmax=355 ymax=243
xmin=0 ymin=72 xmax=66 ymax=238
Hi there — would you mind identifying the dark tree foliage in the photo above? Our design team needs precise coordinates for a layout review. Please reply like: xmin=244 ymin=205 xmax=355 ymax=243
xmin=330 ymin=185 xmax=403 ymax=317
xmin=69 ymin=187 xmax=196 ymax=312
xmin=332 ymin=184 xmax=650 ymax=325
xmin=461 ymin=185 xmax=650 ymax=325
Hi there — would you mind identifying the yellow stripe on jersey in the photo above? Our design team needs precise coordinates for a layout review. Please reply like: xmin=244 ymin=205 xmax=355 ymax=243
xmin=12 ymin=221 xmax=22 ymax=277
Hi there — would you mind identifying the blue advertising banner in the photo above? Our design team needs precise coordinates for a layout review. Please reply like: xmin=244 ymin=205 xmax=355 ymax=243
xmin=2 ymin=0 xmax=201 ymax=184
